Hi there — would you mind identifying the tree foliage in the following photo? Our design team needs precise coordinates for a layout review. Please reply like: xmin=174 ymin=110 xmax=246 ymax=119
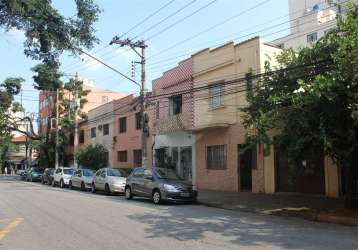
xmin=0 ymin=0 xmax=100 ymax=64
xmin=242 ymin=4 xmax=358 ymax=208
xmin=75 ymin=144 xmax=108 ymax=170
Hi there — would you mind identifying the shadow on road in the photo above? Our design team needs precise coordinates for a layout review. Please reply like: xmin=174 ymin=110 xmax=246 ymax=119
xmin=126 ymin=205 xmax=358 ymax=249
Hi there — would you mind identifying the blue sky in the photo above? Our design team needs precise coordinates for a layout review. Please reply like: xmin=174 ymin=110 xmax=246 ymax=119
xmin=0 ymin=0 xmax=289 ymax=115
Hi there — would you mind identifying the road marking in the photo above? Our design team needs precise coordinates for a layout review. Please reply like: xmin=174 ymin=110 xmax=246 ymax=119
xmin=0 ymin=217 xmax=23 ymax=240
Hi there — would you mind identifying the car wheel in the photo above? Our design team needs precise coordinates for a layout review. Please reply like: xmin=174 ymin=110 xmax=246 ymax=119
xmin=105 ymin=184 xmax=111 ymax=196
xmin=81 ymin=182 xmax=85 ymax=191
xmin=152 ymin=190 xmax=161 ymax=205
xmin=69 ymin=180 xmax=73 ymax=189
xmin=125 ymin=186 xmax=133 ymax=200
xmin=91 ymin=183 xmax=96 ymax=193
xmin=60 ymin=179 xmax=64 ymax=188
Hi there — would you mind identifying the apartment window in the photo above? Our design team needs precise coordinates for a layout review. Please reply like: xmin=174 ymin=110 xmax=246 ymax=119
xmin=119 ymin=117 xmax=127 ymax=133
xmin=209 ymin=83 xmax=224 ymax=108
xmin=103 ymin=123 xmax=109 ymax=135
xmin=101 ymin=96 xmax=108 ymax=104
xmin=79 ymin=130 xmax=84 ymax=144
xmin=307 ymin=32 xmax=317 ymax=43
xmin=169 ymin=95 xmax=182 ymax=115
xmin=206 ymin=145 xmax=227 ymax=169
xmin=156 ymin=102 xmax=160 ymax=119
xmin=117 ymin=151 xmax=128 ymax=162
xmin=135 ymin=112 xmax=142 ymax=130
xmin=133 ymin=149 xmax=142 ymax=167
xmin=90 ymin=127 xmax=96 ymax=138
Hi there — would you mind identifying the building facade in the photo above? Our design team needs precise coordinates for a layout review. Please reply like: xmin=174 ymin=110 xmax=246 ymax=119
xmin=152 ymin=58 xmax=197 ymax=188
xmin=192 ymin=37 xmax=281 ymax=193
xmin=271 ymin=0 xmax=357 ymax=51
xmin=112 ymin=95 xmax=152 ymax=169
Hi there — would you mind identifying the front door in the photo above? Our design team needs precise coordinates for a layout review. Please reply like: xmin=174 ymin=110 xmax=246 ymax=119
xmin=238 ymin=145 xmax=253 ymax=191
xmin=180 ymin=147 xmax=192 ymax=181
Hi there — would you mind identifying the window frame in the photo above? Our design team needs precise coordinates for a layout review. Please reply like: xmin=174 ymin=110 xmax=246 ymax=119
xmin=206 ymin=144 xmax=227 ymax=170
xmin=169 ymin=94 xmax=182 ymax=116
xmin=209 ymin=82 xmax=224 ymax=108
xmin=103 ymin=123 xmax=109 ymax=136
xmin=90 ymin=127 xmax=96 ymax=138
xmin=135 ymin=112 xmax=142 ymax=130
xmin=307 ymin=32 xmax=318 ymax=43
xmin=119 ymin=117 xmax=127 ymax=133
xmin=117 ymin=150 xmax=128 ymax=162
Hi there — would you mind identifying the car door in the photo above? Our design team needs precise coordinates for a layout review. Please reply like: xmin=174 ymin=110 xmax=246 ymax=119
xmin=93 ymin=169 xmax=102 ymax=190
xmin=98 ymin=169 xmax=106 ymax=190
xmin=141 ymin=169 xmax=154 ymax=197
xmin=131 ymin=168 xmax=144 ymax=195
xmin=54 ymin=168 xmax=62 ymax=183
xmin=72 ymin=170 xmax=80 ymax=187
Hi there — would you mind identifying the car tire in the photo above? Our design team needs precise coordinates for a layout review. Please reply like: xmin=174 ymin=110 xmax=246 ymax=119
xmin=105 ymin=184 xmax=111 ymax=196
xmin=81 ymin=182 xmax=85 ymax=191
xmin=125 ymin=186 xmax=133 ymax=200
xmin=60 ymin=179 xmax=64 ymax=188
xmin=91 ymin=183 xmax=96 ymax=193
xmin=152 ymin=190 xmax=162 ymax=205
xmin=69 ymin=181 xmax=73 ymax=189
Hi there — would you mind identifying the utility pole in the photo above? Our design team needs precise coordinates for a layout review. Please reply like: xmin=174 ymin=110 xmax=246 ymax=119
xmin=110 ymin=37 xmax=148 ymax=167
xmin=55 ymin=88 xmax=60 ymax=169
xmin=73 ymin=73 xmax=80 ymax=168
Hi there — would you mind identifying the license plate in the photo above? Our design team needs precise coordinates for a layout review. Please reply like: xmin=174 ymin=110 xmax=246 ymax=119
xmin=180 ymin=193 xmax=190 ymax=197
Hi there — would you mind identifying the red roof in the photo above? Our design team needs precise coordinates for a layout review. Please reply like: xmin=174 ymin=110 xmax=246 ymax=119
xmin=12 ymin=135 xmax=27 ymax=143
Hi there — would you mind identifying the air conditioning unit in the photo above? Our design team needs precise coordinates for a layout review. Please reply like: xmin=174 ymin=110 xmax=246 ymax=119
xmin=98 ymin=124 xmax=103 ymax=130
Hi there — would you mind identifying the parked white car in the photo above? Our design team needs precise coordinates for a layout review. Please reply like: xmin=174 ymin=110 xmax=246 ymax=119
xmin=52 ymin=167 xmax=75 ymax=188
xmin=69 ymin=169 xmax=94 ymax=191
xmin=91 ymin=168 xmax=129 ymax=195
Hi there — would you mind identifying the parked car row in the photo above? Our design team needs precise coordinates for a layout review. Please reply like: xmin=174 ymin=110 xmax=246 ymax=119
xmin=22 ymin=166 xmax=197 ymax=204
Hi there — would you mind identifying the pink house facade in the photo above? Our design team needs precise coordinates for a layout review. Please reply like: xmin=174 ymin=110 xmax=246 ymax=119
xmin=152 ymin=58 xmax=197 ymax=188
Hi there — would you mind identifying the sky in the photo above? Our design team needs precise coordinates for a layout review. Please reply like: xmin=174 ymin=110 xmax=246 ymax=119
xmin=0 ymin=0 xmax=290 ymax=116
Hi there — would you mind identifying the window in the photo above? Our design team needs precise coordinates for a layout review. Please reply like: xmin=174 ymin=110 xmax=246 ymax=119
xmin=132 ymin=168 xmax=144 ymax=177
xmin=155 ymin=101 xmax=160 ymax=119
xmin=307 ymin=32 xmax=317 ymax=43
xmin=101 ymin=96 xmax=108 ymax=104
xmin=133 ymin=149 xmax=142 ymax=167
xmin=90 ymin=127 xmax=96 ymax=138
xmin=119 ymin=117 xmax=127 ymax=133
xmin=209 ymin=83 xmax=224 ymax=108
xmin=96 ymin=170 xmax=102 ymax=177
xmin=103 ymin=123 xmax=109 ymax=135
xmin=79 ymin=130 xmax=84 ymax=144
xmin=169 ymin=95 xmax=182 ymax=115
xmin=69 ymin=133 xmax=74 ymax=146
xmin=135 ymin=112 xmax=142 ymax=130
xmin=206 ymin=145 xmax=227 ymax=169
xmin=117 ymin=151 xmax=128 ymax=162
xmin=278 ymin=43 xmax=285 ymax=49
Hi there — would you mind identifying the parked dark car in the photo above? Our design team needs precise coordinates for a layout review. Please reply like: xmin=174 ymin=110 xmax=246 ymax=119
xmin=26 ymin=167 xmax=45 ymax=182
xmin=41 ymin=168 xmax=55 ymax=185
xmin=125 ymin=167 xmax=197 ymax=204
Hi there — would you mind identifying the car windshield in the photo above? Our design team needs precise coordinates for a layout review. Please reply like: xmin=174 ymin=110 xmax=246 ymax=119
xmin=154 ymin=168 xmax=182 ymax=180
xmin=119 ymin=168 xmax=132 ymax=177
xmin=63 ymin=169 xmax=74 ymax=175
xmin=33 ymin=168 xmax=44 ymax=173
xmin=48 ymin=169 xmax=54 ymax=174
xmin=107 ymin=169 xmax=122 ymax=177
xmin=82 ymin=169 xmax=94 ymax=177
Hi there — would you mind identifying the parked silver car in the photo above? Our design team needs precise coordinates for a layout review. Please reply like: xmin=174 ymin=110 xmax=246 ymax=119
xmin=69 ymin=169 xmax=94 ymax=191
xmin=52 ymin=167 xmax=75 ymax=188
xmin=91 ymin=168 xmax=129 ymax=195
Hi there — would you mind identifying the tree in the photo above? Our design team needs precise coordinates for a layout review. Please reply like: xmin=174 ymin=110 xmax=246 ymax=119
xmin=0 ymin=0 xmax=100 ymax=64
xmin=242 ymin=4 xmax=358 ymax=209
xmin=75 ymin=144 xmax=108 ymax=170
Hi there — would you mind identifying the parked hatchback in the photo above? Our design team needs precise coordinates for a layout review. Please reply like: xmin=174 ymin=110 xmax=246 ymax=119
xmin=26 ymin=167 xmax=44 ymax=182
xmin=69 ymin=169 xmax=94 ymax=191
xmin=41 ymin=168 xmax=55 ymax=185
xmin=91 ymin=168 xmax=129 ymax=195
xmin=52 ymin=167 xmax=75 ymax=188
xmin=125 ymin=167 xmax=197 ymax=204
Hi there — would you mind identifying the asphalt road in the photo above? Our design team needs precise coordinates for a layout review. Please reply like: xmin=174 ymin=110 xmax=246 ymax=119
xmin=0 ymin=176 xmax=358 ymax=250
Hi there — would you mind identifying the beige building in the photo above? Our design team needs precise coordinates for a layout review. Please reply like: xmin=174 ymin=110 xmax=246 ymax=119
xmin=191 ymin=36 xmax=340 ymax=197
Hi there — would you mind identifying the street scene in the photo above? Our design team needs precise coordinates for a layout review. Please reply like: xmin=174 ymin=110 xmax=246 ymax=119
xmin=0 ymin=0 xmax=358 ymax=249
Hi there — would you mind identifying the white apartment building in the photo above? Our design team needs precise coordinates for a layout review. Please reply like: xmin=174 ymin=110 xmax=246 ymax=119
xmin=271 ymin=0 xmax=357 ymax=50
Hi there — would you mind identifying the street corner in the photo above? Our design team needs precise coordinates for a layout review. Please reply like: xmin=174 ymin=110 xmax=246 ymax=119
xmin=0 ymin=217 xmax=24 ymax=241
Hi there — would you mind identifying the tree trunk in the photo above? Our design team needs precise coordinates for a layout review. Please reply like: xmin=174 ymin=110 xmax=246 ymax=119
xmin=343 ymin=165 xmax=357 ymax=209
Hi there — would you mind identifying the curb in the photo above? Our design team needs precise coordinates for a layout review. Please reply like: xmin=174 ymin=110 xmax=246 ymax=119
xmin=198 ymin=201 xmax=358 ymax=227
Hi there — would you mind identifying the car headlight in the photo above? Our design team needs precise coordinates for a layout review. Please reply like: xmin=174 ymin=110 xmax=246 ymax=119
xmin=164 ymin=184 xmax=179 ymax=192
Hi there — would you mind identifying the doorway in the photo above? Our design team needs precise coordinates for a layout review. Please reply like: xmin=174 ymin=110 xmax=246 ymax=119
xmin=180 ymin=147 xmax=192 ymax=181
xmin=238 ymin=145 xmax=254 ymax=191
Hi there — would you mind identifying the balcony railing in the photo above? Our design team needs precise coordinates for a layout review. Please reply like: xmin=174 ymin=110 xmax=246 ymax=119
xmin=154 ymin=113 xmax=192 ymax=135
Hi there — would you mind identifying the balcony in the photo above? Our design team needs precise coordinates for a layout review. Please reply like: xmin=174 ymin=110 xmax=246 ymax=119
xmin=154 ymin=113 xmax=192 ymax=135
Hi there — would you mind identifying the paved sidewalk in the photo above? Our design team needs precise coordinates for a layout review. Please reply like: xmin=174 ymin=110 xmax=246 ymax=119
xmin=198 ymin=190 xmax=358 ymax=226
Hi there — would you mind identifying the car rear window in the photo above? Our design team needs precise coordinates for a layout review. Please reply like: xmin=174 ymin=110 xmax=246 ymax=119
xmin=83 ymin=169 xmax=94 ymax=177
xmin=33 ymin=168 xmax=44 ymax=173
xmin=63 ymin=169 xmax=74 ymax=175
